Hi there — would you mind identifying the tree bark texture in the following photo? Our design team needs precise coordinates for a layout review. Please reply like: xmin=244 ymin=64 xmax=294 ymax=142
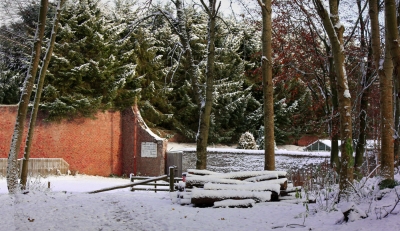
xmin=381 ymin=0 xmax=400 ymax=179
xmin=395 ymin=1 xmax=400 ymax=166
xmin=6 ymin=0 xmax=48 ymax=193
xmin=314 ymin=0 xmax=354 ymax=193
xmin=382 ymin=0 xmax=397 ymax=179
xmin=196 ymin=0 xmax=219 ymax=169
xmin=259 ymin=0 xmax=275 ymax=170
xmin=21 ymin=0 xmax=65 ymax=188
xmin=328 ymin=54 xmax=340 ymax=169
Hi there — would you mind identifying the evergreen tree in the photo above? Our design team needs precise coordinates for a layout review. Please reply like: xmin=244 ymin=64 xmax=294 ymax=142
xmin=0 ymin=2 xmax=58 ymax=104
xmin=208 ymin=18 xmax=259 ymax=143
xmin=237 ymin=131 xmax=257 ymax=149
xmin=273 ymin=78 xmax=311 ymax=144
xmin=42 ymin=0 xmax=137 ymax=120
xmin=133 ymin=20 xmax=175 ymax=129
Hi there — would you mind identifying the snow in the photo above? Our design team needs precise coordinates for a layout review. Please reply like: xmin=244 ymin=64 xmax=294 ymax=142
xmin=344 ymin=89 xmax=351 ymax=98
xmin=203 ymin=182 xmax=281 ymax=193
xmin=1 ymin=143 xmax=400 ymax=230
xmin=191 ymin=189 xmax=272 ymax=202
xmin=0 ymin=173 xmax=400 ymax=230
xmin=213 ymin=199 xmax=255 ymax=208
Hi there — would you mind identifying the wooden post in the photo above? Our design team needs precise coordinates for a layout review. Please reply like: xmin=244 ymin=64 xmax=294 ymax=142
xmin=131 ymin=175 xmax=135 ymax=192
xmin=154 ymin=180 xmax=157 ymax=193
xmin=169 ymin=166 xmax=175 ymax=192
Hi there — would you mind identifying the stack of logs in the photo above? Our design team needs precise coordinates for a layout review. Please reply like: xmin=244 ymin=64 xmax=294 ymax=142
xmin=173 ymin=169 xmax=302 ymax=208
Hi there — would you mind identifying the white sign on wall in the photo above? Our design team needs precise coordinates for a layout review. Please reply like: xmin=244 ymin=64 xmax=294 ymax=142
xmin=141 ymin=142 xmax=157 ymax=158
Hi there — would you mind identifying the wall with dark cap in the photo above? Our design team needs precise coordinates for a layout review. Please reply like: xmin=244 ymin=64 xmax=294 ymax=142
xmin=120 ymin=106 xmax=167 ymax=177
xmin=0 ymin=105 xmax=166 ymax=177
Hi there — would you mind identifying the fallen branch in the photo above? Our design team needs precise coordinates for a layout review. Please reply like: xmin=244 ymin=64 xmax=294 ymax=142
xmin=383 ymin=188 xmax=400 ymax=218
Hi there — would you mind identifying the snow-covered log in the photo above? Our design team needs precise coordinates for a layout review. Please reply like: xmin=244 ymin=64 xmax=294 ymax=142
xmin=213 ymin=199 xmax=256 ymax=208
xmin=190 ymin=189 xmax=276 ymax=206
xmin=185 ymin=176 xmax=249 ymax=188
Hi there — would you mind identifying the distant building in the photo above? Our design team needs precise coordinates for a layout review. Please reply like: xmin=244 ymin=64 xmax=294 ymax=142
xmin=303 ymin=140 xmax=338 ymax=152
xmin=304 ymin=139 xmax=379 ymax=152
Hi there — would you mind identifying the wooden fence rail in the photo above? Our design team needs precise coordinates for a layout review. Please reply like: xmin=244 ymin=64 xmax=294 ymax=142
xmin=130 ymin=176 xmax=183 ymax=192
xmin=0 ymin=158 xmax=69 ymax=177
xmin=87 ymin=168 xmax=183 ymax=194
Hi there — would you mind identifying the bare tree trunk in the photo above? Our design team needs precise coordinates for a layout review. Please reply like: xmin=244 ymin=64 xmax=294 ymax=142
xmin=381 ymin=31 xmax=394 ymax=179
xmin=313 ymin=0 xmax=354 ymax=194
xmin=355 ymin=0 xmax=372 ymax=178
xmin=196 ymin=0 xmax=219 ymax=169
xmin=355 ymin=49 xmax=372 ymax=178
xmin=385 ymin=0 xmax=400 ymax=178
xmin=6 ymin=0 xmax=48 ymax=193
xmin=328 ymin=54 xmax=340 ymax=169
xmin=21 ymin=0 xmax=65 ymax=188
xmin=381 ymin=0 xmax=396 ymax=179
xmin=256 ymin=0 xmax=275 ymax=170
xmin=395 ymin=1 xmax=400 ymax=167
xmin=369 ymin=0 xmax=382 ymax=174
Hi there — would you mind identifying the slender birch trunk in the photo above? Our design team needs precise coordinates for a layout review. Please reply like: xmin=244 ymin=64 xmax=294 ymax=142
xmin=20 ymin=0 xmax=65 ymax=188
xmin=6 ymin=0 xmax=49 ymax=193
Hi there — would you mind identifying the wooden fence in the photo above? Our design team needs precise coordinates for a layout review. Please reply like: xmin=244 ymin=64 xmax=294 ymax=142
xmin=0 ymin=158 xmax=69 ymax=177
xmin=129 ymin=167 xmax=183 ymax=193
xmin=129 ymin=175 xmax=183 ymax=192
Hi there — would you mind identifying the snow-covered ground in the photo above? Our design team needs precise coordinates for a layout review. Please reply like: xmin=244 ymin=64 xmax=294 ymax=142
xmin=0 ymin=174 xmax=400 ymax=231
xmin=0 ymin=144 xmax=399 ymax=230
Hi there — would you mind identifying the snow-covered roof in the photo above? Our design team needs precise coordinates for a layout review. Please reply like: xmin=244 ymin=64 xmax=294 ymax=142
xmin=303 ymin=139 xmax=338 ymax=151
xmin=305 ymin=139 xmax=380 ymax=151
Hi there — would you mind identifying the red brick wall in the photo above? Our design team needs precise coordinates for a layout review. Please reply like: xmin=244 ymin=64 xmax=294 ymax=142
xmin=0 ymin=105 xmax=167 ymax=177
xmin=0 ymin=105 xmax=122 ymax=176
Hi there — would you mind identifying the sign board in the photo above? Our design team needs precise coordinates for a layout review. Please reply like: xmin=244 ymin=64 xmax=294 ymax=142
xmin=141 ymin=142 xmax=157 ymax=158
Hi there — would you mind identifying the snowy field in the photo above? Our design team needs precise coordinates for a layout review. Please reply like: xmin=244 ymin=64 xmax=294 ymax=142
xmin=0 ymin=144 xmax=399 ymax=230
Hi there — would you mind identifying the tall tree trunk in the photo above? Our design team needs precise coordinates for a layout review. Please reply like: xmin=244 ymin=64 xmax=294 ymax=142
xmin=196 ymin=0 xmax=219 ymax=169
xmin=20 ymin=0 xmax=65 ymax=188
xmin=381 ymin=0 xmax=396 ymax=179
xmin=381 ymin=30 xmax=394 ymax=179
xmin=6 ymin=0 xmax=48 ymax=193
xmin=369 ymin=0 xmax=383 ymax=173
xmin=394 ymin=1 xmax=400 ymax=167
xmin=257 ymin=0 xmax=275 ymax=170
xmin=354 ymin=0 xmax=372 ymax=178
xmin=328 ymin=54 xmax=340 ymax=169
xmin=355 ymin=49 xmax=372 ymax=178
xmin=314 ymin=0 xmax=354 ymax=194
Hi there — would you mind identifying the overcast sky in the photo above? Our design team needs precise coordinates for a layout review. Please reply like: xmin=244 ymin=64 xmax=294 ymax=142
xmin=151 ymin=0 xmax=256 ymax=16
